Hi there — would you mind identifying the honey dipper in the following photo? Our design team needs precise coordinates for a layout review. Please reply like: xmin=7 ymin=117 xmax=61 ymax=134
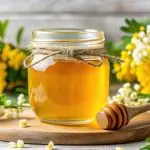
xmin=96 ymin=103 xmax=150 ymax=130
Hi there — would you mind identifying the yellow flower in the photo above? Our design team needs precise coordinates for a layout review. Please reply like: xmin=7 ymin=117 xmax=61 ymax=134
xmin=125 ymin=43 xmax=135 ymax=51
xmin=136 ymin=60 xmax=150 ymax=87
xmin=8 ymin=59 xmax=19 ymax=70
xmin=0 ymin=62 xmax=7 ymax=70
xmin=130 ymin=60 xmax=136 ymax=68
xmin=15 ymin=52 xmax=26 ymax=65
xmin=130 ymin=68 xmax=136 ymax=75
xmin=1 ymin=44 xmax=11 ymax=62
xmin=121 ymin=62 xmax=129 ymax=71
xmin=116 ymin=72 xmax=123 ymax=80
xmin=0 ymin=80 xmax=7 ymax=93
xmin=13 ymin=62 xmax=20 ymax=70
xmin=8 ymin=48 xmax=19 ymax=60
xmin=8 ymin=51 xmax=25 ymax=70
xmin=141 ymin=83 xmax=150 ymax=94
xmin=139 ymin=26 xmax=145 ymax=31
xmin=132 ymin=32 xmax=139 ymax=38
xmin=121 ymin=51 xmax=129 ymax=60
xmin=0 ymin=70 xmax=7 ymax=79
xmin=114 ymin=63 xmax=121 ymax=72
xmin=8 ymin=60 xmax=14 ymax=68
xmin=0 ymin=62 xmax=7 ymax=93
xmin=17 ymin=52 xmax=26 ymax=61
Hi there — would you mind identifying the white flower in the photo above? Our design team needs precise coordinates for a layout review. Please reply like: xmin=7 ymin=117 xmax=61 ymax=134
xmin=128 ymin=51 xmax=132 ymax=55
xmin=17 ymin=140 xmax=24 ymax=148
xmin=5 ymin=100 xmax=11 ymax=107
xmin=130 ymin=92 xmax=138 ymax=100
xmin=146 ymin=25 xmax=150 ymax=34
xmin=138 ymin=98 xmax=150 ymax=104
xmin=112 ymin=94 xmax=123 ymax=102
xmin=116 ymin=94 xmax=123 ymax=101
xmin=142 ymin=50 xmax=148 ymax=57
xmin=45 ymin=141 xmax=54 ymax=150
xmin=5 ymin=110 xmax=19 ymax=119
xmin=123 ymin=83 xmax=130 ymax=88
xmin=118 ymin=88 xmax=125 ymax=94
xmin=116 ymin=146 xmax=125 ymax=150
xmin=17 ymin=94 xmax=25 ymax=106
xmin=138 ymin=31 xmax=145 ymax=38
xmin=134 ymin=84 xmax=141 ymax=91
xmin=19 ymin=119 xmax=27 ymax=128
xmin=131 ymin=37 xmax=139 ymax=44
xmin=136 ymin=40 xmax=146 ymax=49
xmin=8 ymin=142 xmax=17 ymax=148
xmin=132 ymin=48 xmax=144 ymax=64
xmin=143 ymin=37 xmax=150 ymax=44
xmin=118 ymin=87 xmax=131 ymax=97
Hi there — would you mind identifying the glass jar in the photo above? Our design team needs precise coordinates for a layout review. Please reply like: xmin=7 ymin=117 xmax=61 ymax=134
xmin=26 ymin=29 xmax=110 ymax=125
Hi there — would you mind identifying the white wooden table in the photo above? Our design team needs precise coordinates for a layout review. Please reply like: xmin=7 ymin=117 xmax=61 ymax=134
xmin=0 ymin=141 xmax=146 ymax=150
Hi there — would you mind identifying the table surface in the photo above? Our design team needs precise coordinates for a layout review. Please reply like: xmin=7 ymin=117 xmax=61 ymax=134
xmin=0 ymin=141 xmax=146 ymax=150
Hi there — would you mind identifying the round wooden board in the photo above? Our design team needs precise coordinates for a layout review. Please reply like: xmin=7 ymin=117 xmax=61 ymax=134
xmin=0 ymin=108 xmax=150 ymax=145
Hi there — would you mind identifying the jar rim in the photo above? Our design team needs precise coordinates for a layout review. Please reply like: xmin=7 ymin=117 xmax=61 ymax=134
xmin=32 ymin=28 xmax=105 ymax=43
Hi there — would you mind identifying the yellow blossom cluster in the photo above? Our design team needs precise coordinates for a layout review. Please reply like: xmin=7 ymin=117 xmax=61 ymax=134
xmin=0 ymin=43 xmax=26 ymax=93
xmin=0 ymin=62 xmax=7 ymax=93
xmin=113 ymin=44 xmax=137 ymax=82
xmin=1 ymin=44 xmax=26 ymax=70
xmin=114 ymin=25 xmax=150 ymax=93
xmin=136 ymin=60 xmax=150 ymax=93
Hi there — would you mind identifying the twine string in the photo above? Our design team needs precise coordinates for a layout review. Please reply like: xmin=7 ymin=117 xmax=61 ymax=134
xmin=23 ymin=47 xmax=122 ymax=68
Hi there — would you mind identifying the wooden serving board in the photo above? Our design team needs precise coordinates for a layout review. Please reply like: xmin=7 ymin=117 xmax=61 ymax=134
xmin=0 ymin=108 xmax=150 ymax=145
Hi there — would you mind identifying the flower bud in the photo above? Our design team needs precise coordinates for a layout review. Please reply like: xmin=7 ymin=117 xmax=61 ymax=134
xmin=17 ymin=140 xmax=24 ymax=148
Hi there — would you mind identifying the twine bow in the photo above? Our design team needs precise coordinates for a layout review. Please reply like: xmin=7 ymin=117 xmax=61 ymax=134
xmin=23 ymin=46 xmax=122 ymax=68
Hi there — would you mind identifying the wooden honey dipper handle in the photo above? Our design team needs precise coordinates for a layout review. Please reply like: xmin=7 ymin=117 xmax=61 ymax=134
xmin=126 ymin=103 xmax=150 ymax=119
xmin=96 ymin=103 xmax=150 ymax=130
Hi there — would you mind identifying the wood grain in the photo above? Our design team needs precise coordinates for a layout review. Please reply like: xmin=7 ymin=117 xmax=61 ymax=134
xmin=0 ymin=108 xmax=150 ymax=145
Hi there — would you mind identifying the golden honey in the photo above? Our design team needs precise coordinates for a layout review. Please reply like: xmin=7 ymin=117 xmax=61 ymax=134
xmin=26 ymin=28 xmax=110 ymax=125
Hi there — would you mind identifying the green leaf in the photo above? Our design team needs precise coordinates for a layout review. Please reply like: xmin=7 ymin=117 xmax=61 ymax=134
xmin=14 ymin=87 xmax=28 ymax=95
xmin=0 ymin=41 xmax=4 ymax=52
xmin=138 ymin=93 xmax=150 ymax=99
xmin=140 ymin=145 xmax=150 ymax=150
xmin=146 ymin=138 xmax=150 ymax=143
xmin=0 ymin=94 xmax=6 ymax=106
xmin=120 ymin=26 xmax=131 ymax=33
xmin=121 ymin=36 xmax=131 ymax=44
xmin=16 ymin=27 xmax=24 ymax=46
xmin=0 ymin=20 xmax=9 ymax=40
xmin=131 ymin=19 xmax=140 ymax=27
xmin=120 ymin=18 xmax=142 ymax=34
xmin=139 ymin=19 xmax=150 ymax=26
xmin=20 ymin=68 xmax=27 ymax=81
xmin=7 ymin=68 xmax=20 ymax=81
xmin=125 ymin=18 xmax=132 ymax=26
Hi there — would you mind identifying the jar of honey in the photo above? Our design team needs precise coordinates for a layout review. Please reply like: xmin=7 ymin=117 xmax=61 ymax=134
xmin=25 ymin=29 xmax=110 ymax=125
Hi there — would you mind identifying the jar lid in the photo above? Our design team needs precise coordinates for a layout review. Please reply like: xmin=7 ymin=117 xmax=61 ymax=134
xmin=32 ymin=28 xmax=105 ymax=43
xmin=24 ymin=28 xmax=122 ymax=69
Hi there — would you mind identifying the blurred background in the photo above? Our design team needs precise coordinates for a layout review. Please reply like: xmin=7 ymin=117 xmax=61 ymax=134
xmin=2 ymin=0 xmax=150 ymax=44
